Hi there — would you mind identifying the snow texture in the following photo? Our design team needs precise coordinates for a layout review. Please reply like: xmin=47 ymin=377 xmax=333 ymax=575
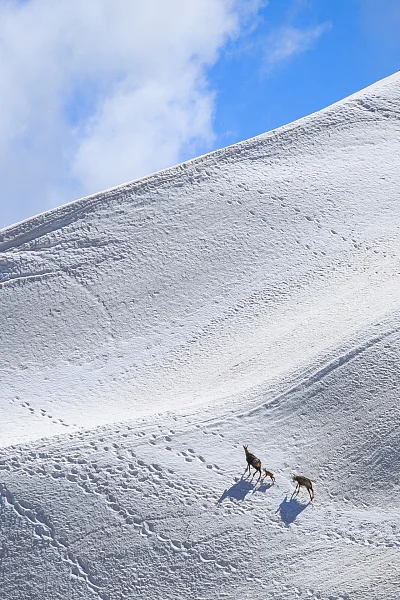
xmin=1 ymin=72 xmax=400 ymax=600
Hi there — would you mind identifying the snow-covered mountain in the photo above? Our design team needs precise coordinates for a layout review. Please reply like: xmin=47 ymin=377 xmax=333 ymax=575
xmin=1 ymin=73 xmax=400 ymax=600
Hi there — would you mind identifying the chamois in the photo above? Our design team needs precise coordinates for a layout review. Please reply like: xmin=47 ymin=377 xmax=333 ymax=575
xmin=262 ymin=468 xmax=275 ymax=484
xmin=243 ymin=445 xmax=262 ymax=481
xmin=292 ymin=475 xmax=314 ymax=501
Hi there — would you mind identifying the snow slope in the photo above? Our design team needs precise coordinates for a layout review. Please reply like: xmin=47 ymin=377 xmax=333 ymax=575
xmin=1 ymin=73 xmax=400 ymax=599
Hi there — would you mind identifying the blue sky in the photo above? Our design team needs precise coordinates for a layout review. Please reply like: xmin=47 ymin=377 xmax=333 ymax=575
xmin=210 ymin=0 xmax=400 ymax=147
xmin=0 ymin=0 xmax=399 ymax=229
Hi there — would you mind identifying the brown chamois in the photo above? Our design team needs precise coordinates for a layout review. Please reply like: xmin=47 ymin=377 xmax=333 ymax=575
xmin=243 ymin=445 xmax=262 ymax=481
xmin=292 ymin=475 xmax=314 ymax=501
xmin=262 ymin=468 xmax=275 ymax=484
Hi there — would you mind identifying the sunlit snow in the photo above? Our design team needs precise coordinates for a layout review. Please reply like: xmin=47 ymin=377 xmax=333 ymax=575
xmin=1 ymin=73 xmax=400 ymax=600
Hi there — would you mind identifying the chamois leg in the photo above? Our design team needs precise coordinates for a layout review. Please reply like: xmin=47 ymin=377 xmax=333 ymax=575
xmin=256 ymin=468 xmax=262 ymax=482
xmin=251 ymin=467 xmax=260 ymax=481
xmin=308 ymin=488 xmax=314 ymax=502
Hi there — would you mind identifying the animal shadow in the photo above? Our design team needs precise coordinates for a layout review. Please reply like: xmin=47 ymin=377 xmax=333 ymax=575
xmin=277 ymin=494 xmax=310 ymax=525
xmin=217 ymin=478 xmax=254 ymax=504
xmin=252 ymin=480 xmax=273 ymax=495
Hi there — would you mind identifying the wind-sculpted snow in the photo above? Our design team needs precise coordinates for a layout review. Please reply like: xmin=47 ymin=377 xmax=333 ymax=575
xmin=1 ymin=74 xmax=400 ymax=598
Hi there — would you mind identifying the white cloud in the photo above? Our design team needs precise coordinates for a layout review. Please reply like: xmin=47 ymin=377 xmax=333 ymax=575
xmin=0 ymin=0 xmax=261 ymax=228
xmin=264 ymin=22 xmax=331 ymax=70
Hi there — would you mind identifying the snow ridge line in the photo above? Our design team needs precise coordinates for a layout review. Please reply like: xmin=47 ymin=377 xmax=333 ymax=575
xmin=193 ymin=323 xmax=400 ymax=433
xmin=248 ymin=326 xmax=400 ymax=418
xmin=0 ymin=269 xmax=58 ymax=287
xmin=237 ymin=324 xmax=400 ymax=421
xmin=1 ymin=73 xmax=397 ymax=253
xmin=0 ymin=483 xmax=108 ymax=600
xmin=0 ymin=186 xmax=135 ymax=253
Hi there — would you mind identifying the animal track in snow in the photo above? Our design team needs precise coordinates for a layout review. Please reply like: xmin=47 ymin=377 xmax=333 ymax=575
xmin=175 ymin=446 xmax=223 ymax=474
xmin=9 ymin=397 xmax=72 ymax=427
xmin=47 ymin=461 xmax=237 ymax=574
xmin=0 ymin=483 xmax=108 ymax=600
